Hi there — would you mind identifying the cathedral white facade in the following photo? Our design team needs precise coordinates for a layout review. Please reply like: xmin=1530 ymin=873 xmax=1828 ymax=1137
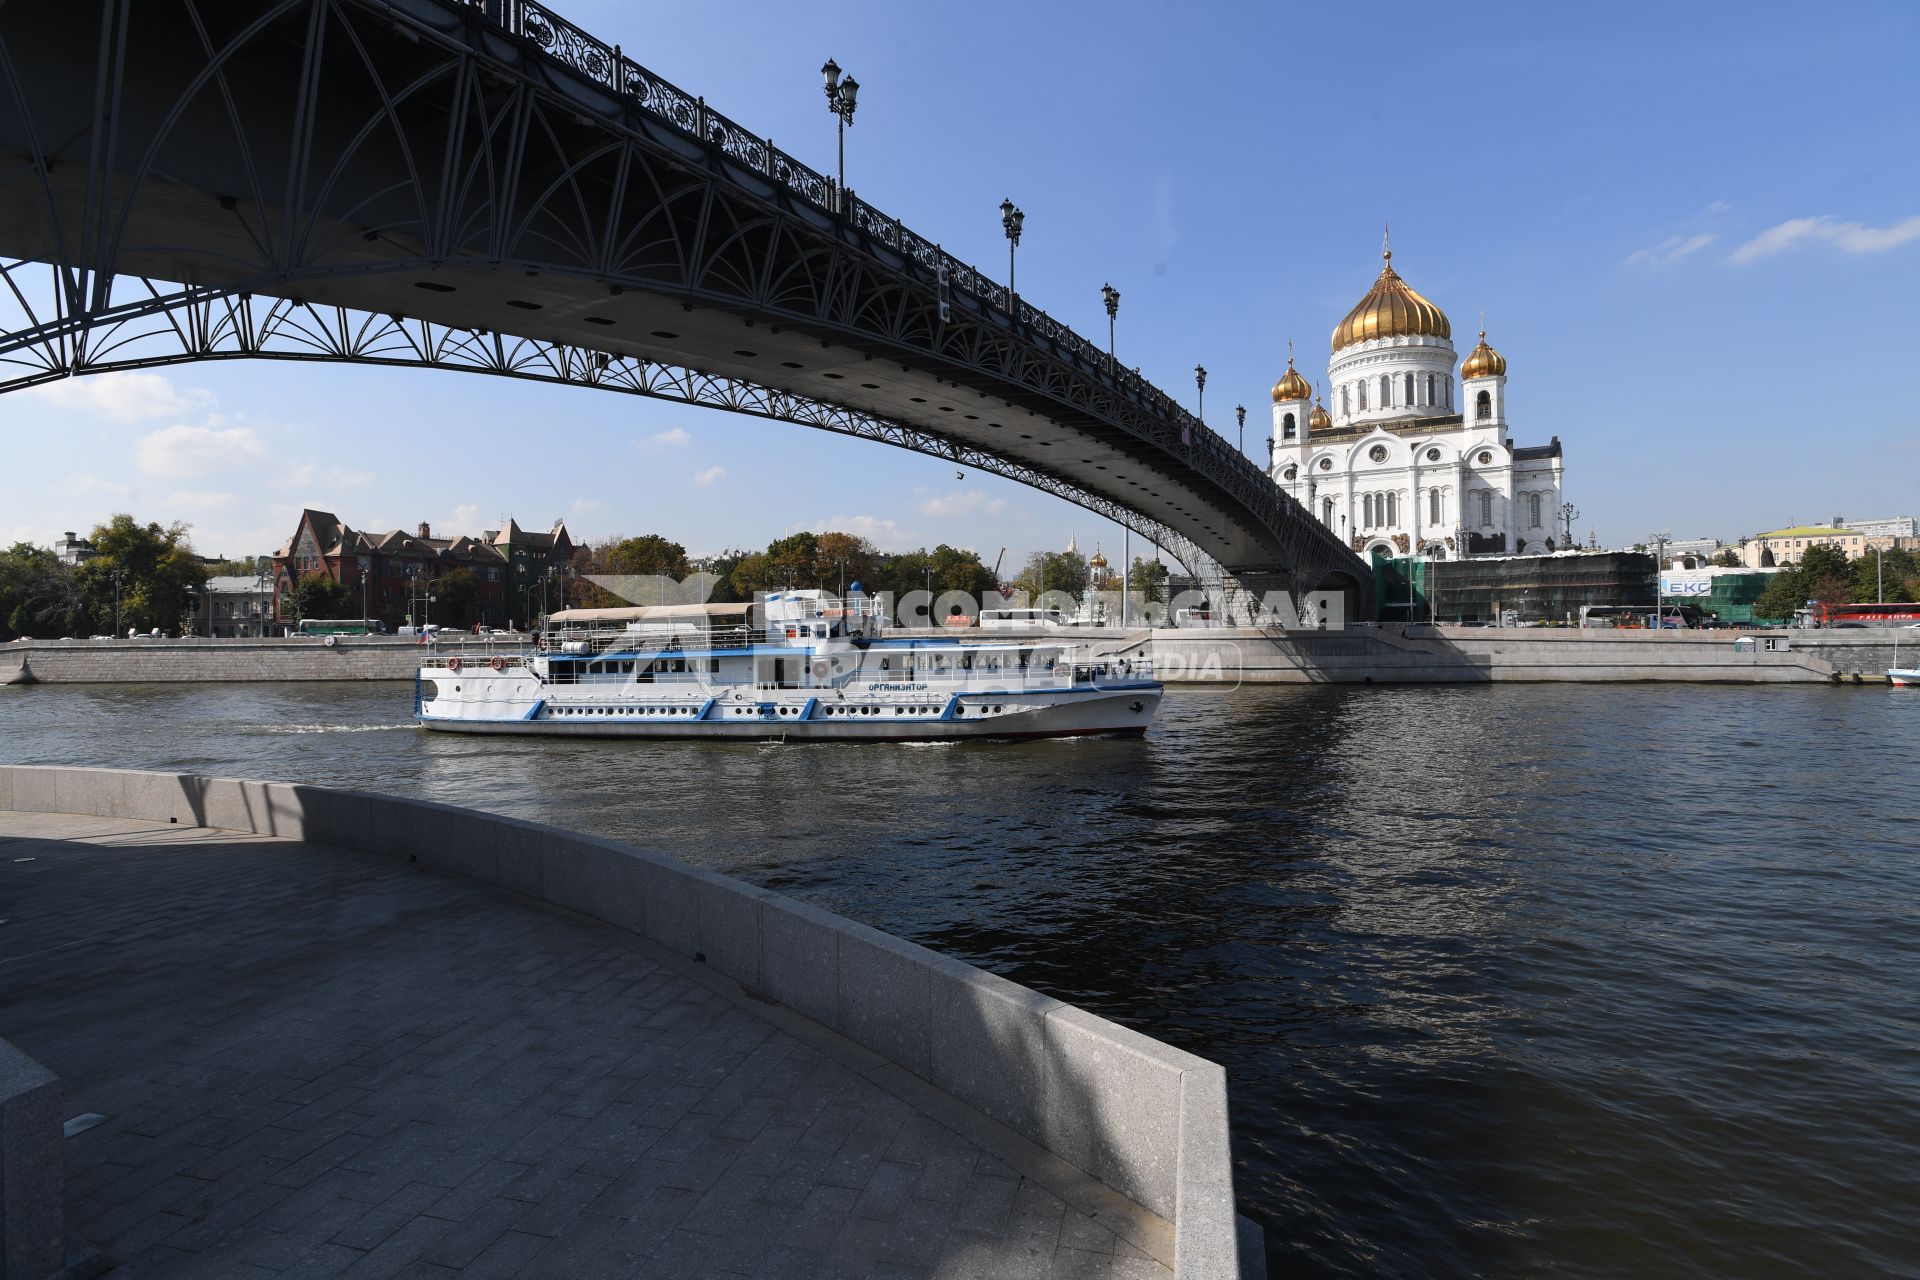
xmin=1268 ymin=243 xmax=1565 ymax=559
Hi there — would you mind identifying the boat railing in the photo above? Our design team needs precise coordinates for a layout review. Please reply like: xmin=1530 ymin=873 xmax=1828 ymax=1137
xmin=542 ymin=623 xmax=758 ymax=654
xmin=420 ymin=652 xmax=534 ymax=672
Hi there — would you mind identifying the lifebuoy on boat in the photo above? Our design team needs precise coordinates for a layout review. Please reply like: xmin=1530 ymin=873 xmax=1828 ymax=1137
xmin=322 ymin=635 xmax=337 ymax=647
xmin=811 ymin=659 xmax=831 ymax=681
xmin=489 ymin=655 xmax=505 ymax=672
xmin=446 ymin=656 xmax=462 ymax=673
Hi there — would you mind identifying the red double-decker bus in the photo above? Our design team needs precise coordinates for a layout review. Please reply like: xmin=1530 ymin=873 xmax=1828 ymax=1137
xmin=1807 ymin=602 xmax=1920 ymax=626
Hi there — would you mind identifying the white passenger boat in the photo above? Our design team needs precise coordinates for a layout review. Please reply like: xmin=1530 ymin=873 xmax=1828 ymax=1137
xmin=415 ymin=590 xmax=1161 ymax=740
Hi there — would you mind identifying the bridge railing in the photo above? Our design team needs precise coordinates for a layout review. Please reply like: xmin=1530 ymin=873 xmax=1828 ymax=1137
xmin=453 ymin=0 xmax=1325 ymax=570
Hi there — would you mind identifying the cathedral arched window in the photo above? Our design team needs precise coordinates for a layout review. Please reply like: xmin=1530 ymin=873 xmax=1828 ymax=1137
xmin=1476 ymin=389 xmax=1492 ymax=421
xmin=1445 ymin=378 xmax=1452 ymax=410
xmin=1322 ymin=498 xmax=1335 ymax=525
xmin=1357 ymin=382 xmax=1367 ymax=412
xmin=1478 ymin=491 xmax=1492 ymax=526
xmin=1529 ymin=493 xmax=1543 ymax=528
xmin=1380 ymin=375 xmax=1392 ymax=407
xmin=1282 ymin=412 xmax=1296 ymax=439
xmin=1430 ymin=488 xmax=1441 ymax=525
xmin=1427 ymin=373 xmax=1436 ymax=405
xmin=1405 ymin=374 xmax=1415 ymax=406
xmin=1362 ymin=494 xmax=1373 ymax=527
xmin=1386 ymin=492 xmax=1398 ymax=526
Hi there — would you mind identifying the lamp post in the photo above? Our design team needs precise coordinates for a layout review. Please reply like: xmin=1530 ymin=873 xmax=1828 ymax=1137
xmin=1559 ymin=502 xmax=1579 ymax=550
xmin=1194 ymin=365 xmax=1206 ymax=423
xmin=358 ymin=555 xmax=370 ymax=628
xmin=1875 ymin=544 xmax=1884 ymax=603
xmin=111 ymin=566 xmax=124 ymax=636
xmin=1649 ymin=530 xmax=1670 ymax=629
xmin=1235 ymin=404 xmax=1246 ymax=456
xmin=820 ymin=59 xmax=859 ymax=211
xmin=1101 ymin=283 xmax=1119 ymax=362
xmin=1000 ymin=198 xmax=1023 ymax=303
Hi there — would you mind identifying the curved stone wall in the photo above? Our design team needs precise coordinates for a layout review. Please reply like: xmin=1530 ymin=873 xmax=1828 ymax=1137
xmin=0 ymin=766 xmax=1250 ymax=1277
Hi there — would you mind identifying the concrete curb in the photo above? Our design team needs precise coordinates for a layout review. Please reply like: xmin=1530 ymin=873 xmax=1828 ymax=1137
xmin=0 ymin=765 xmax=1258 ymax=1277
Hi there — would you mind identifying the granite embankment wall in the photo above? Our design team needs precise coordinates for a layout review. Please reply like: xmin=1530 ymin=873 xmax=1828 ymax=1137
xmin=1789 ymin=631 xmax=1918 ymax=682
xmin=0 ymin=766 xmax=1254 ymax=1278
xmin=1137 ymin=626 xmax=1838 ymax=683
xmin=1 ymin=637 xmax=461 ymax=684
xmin=4 ymin=627 xmax=1863 ymax=686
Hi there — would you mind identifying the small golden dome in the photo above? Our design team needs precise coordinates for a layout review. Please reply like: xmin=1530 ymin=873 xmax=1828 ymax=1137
xmin=1271 ymin=356 xmax=1312 ymax=403
xmin=1088 ymin=547 xmax=1108 ymax=569
xmin=1460 ymin=330 xmax=1507 ymax=379
xmin=1331 ymin=247 xmax=1451 ymax=351
xmin=1309 ymin=393 xmax=1332 ymax=431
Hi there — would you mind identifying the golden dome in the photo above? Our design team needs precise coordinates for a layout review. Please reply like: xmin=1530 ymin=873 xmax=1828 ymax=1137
xmin=1309 ymin=392 xmax=1332 ymax=431
xmin=1088 ymin=547 xmax=1108 ymax=569
xmin=1271 ymin=355 xmax=1312 ymax=403
xmin=1461 ymin=330 xmax=1507 ymax=379
xmin=1330 ymin=247 xmax=1451 ymax=351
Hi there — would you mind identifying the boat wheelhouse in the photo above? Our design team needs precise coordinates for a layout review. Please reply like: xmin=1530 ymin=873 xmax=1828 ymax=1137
xmin=415 ymin=590 xmax=1160 ymax=740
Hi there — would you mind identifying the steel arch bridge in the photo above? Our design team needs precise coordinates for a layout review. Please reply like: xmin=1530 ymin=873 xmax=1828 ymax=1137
xmin=0 ymin=0 xmax=1372 ymax=613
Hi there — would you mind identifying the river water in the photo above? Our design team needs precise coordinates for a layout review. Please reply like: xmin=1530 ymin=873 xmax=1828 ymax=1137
xmin=3 ymin=680 xmax=1917 ymax=1277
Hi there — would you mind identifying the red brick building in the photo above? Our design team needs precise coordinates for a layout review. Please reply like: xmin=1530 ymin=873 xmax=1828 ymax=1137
xmin=273 ymin=509 xmax=575 ymax=629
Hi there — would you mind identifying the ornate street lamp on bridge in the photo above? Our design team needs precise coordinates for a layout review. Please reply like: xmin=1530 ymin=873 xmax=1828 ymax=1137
xmin=1101 ymin=283 xmax=1119 ymax=361
xmin=1560 ymin=502 xmax=1579 ymax=549
xmin=1000 ymin=198 xmax=1024 ymax=303
xmin=820 ymin=59 xmax=859 ymax=210
xmin=1194 ymin=365 xmax=1206 ymax=423
xmin=1235 ymin=404 xmax=1246 ymax=456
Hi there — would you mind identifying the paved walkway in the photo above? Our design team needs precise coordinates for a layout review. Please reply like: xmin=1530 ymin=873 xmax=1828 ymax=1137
xmin=0 ymin=811 xmax=1170 ymax=1279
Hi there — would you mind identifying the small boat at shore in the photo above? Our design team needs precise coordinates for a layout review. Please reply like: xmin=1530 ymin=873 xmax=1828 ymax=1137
xmin=1893 ymin=633 xmax=1918 ymax=687
xmin=414 ymin=589 xmax=1161 ymax=740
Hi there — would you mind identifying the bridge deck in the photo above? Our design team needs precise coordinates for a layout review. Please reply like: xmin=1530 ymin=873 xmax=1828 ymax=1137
xmin=0 ymin=811 xmax=1170 ymax=1278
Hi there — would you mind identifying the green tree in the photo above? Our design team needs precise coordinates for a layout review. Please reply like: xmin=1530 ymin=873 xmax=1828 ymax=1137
xmin=1709 ymin=549 xmax=1742 ymax=568
xmin=812 ymin=531 xmax=881 ymax=595
xmin=1752 ymin=569 xmax=1805 ymax=625
xmin=1798 ymin=544 xmax=1852 ymax=607
xmin=1850 ymin=547 xmax=1920 ymax=603
xmin=0 ymin=543 xmax=79 ymax=639
xmin=284 ymin=571 xmax=352 ymax=621
xmin=695 ymin=549 xmax=749 ymax=603
xmin=71 ymin=514 xmax=208 ymax=634
xmin=1013 ymin=550 xmax=1089 ymax=601
xmin=602 ymin=533 xmax=691 ymax=580
xmin=1128 ymin=556 xmax=1170 ymax=605
xmin=434 ymin=567 xmax=480 ymax=628
xmin=573 ymin=534 xmax=694 ymax=608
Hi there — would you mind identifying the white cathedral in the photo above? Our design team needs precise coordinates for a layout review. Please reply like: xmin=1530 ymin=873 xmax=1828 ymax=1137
xmin=1268 ymin=242 xmax=1565 ymax=558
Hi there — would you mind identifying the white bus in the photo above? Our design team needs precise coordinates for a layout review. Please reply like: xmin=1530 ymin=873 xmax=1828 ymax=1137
xmin=979 ymin=607 xmax=1068 ymax=630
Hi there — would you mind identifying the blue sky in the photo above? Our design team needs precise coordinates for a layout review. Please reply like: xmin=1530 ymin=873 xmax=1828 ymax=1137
xmin=3 ymin=0 xmax=1916 ymax=566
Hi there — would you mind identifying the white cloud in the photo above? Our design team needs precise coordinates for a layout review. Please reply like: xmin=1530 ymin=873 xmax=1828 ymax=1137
xmin=135 ymin=423 xmax=264 ymax=476
xmin=1625 ymin=232 xmax=1715 ymax=267
xmin=692 ymin=465 xmax=725 ymax=487
xmin=167 ymin=490 xmax=237 ymax=509
xmin=640 ymin=427 xmax=691 ymax=451
xmin=452 ymin=503 xmax=481 ymax=530
xmin=919 ymin=490 xmax=1006 ymax=518
xmin=1729 ymin=214 xmax=1920 ymax=265
xmin=569 ymin=498 xmax=604 ymax=516
xmin=27 ymin=372 xmax=213 ymax=423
